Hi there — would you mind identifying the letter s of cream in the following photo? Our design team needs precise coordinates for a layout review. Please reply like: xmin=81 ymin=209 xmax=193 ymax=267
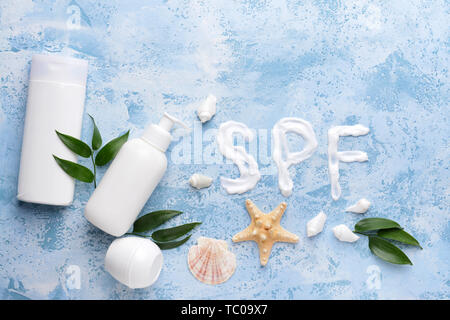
xmin=217 ymin=121 xmax=261 ymax=194
xmin=272 ymin=118 xmax=318 ymax=197
xmin=327 ymin=125 xmax=369 ymax=200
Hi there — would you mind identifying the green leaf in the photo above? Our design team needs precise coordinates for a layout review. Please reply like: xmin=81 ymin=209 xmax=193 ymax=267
xmin=133 ymin=210 xmax=183 ymax=233
xmin=95 ymin=130 xmax=129 ymax=166
xmin=154 ymin=235 xmax=191 ymax=250
xmin=88 ymin=115 xmax=102 ymax=150
xmin=377 ymin=228 xmax=422 ymax=248
xmin=55 ymin=130 xmax=91 ymax=158
xmin=355 ymin=218 xmax=401 ymax=233
xmin=53 ymin=155 xmax=94 ymax=183
xmin=152 ymin=222 xmax=201 ymax=242
xmin=368 ymin=236 xmax=413 ymax=265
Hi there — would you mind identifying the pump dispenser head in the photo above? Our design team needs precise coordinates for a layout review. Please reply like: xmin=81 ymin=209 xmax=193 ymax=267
xmin=158 ymin=112 xmax=190 ymax=132
xmin=141 ymin=113 xmax=190 ymax=152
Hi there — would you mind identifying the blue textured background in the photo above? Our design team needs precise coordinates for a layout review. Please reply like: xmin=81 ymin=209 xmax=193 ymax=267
xmin=0 ymin=0 xmax=449 ymax=299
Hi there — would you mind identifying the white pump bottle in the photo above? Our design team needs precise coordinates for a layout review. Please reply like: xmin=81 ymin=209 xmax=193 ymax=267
xmin=85 ymin=113 xmax=189 ymax=237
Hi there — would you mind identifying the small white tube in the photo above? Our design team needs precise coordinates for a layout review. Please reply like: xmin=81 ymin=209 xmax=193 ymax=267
xmin=346 ymin=198 xmax=371 ymax=213
xmin=189 ymin=173 xmax=213 ymax=189
xmin=306 ymin=211 xmax=327 ymax=237
xmin=17 ymin=54 xmax=88 ymax=206
xmin=332 ymin=224 xmax=359 ymax=242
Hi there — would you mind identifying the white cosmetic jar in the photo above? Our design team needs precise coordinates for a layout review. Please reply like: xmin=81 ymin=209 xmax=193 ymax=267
xmin=105 ymin=236 xmax=163 ymax=289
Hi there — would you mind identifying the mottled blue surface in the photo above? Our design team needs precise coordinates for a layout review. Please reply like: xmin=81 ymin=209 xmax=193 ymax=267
xmin=0 ymin=0 xmax=449 ymax=300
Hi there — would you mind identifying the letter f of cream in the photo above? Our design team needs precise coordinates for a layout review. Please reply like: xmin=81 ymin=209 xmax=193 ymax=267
xmin=327 ymin=125 xmax=370 ymax=200
xmin=272 ymin=118 xmax=318 ymax=197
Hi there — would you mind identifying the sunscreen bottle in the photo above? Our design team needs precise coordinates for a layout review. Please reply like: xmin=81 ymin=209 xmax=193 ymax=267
xmin=85 ymin=113 xmax=189 ymax=236
xmin=17 ymin=54 xmax=88 ymax=205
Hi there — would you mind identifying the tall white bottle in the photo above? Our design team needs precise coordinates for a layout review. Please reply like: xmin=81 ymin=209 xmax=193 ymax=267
xmin=85 ymin=113 xmax=189 ymax=236
xmin=17 ymin=54 xmax=88 ymax=205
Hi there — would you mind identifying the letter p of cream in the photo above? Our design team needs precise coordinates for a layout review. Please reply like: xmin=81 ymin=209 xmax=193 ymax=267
xmin=327 ymin=125 xmax=370 ymax=200
xmin=272 ymin=118 xmax=318 ymax=197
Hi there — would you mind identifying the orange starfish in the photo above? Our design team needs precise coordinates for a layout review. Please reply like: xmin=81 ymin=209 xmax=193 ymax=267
xmin=232 ymin=199 xmax=299 ymax=266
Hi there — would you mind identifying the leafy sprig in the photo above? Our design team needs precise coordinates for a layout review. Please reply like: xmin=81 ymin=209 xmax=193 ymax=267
xmin=354 ymin=218 xmax=422 ymax=265
xmin=128 ymin=210 xmax=201 ymax=250
xmin=53 ymin=115 xmax=129 ymax=187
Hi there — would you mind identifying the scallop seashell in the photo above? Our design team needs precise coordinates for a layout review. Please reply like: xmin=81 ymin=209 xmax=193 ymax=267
xmin=188 ymin=237 xmax=236 ymax=285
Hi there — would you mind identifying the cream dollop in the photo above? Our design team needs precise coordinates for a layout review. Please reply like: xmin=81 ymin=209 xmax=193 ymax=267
xmin=328 ymin=124 xmax=370 ymax=200
xmin=189 ymin=173 xmax=213 ymax=189
xmin=346 ymin=198 xmax=371 ymax=213
xmin=306 ymin=211 xmax=327 ymax=237
xmin=197 ymin=94 xmax=217 ymax=123
xmin=272 ymin=118 xmax=318 ymax=197
xmin=332 ymin=224 xmax=359 ymax=242
xmin=217 ymin=121 xmax=261 ymax=194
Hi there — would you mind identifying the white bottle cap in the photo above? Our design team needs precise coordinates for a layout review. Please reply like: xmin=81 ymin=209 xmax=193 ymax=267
xmin=29 ymin=54 xmax=88 ymax=87
xmin=141 ymin=112 xmax=190 ymax=152
xmin=105 ymin=236 xmax=163 ymax=289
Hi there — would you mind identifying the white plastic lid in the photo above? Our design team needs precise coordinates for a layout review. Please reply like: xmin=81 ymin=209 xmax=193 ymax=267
xmin=141 ymin=112 xmax=190 ymax=152
xmin=29 ymin=54 xmax=88 ymax=87
xmin=104 ymin=236 xmax=163 ymax=289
